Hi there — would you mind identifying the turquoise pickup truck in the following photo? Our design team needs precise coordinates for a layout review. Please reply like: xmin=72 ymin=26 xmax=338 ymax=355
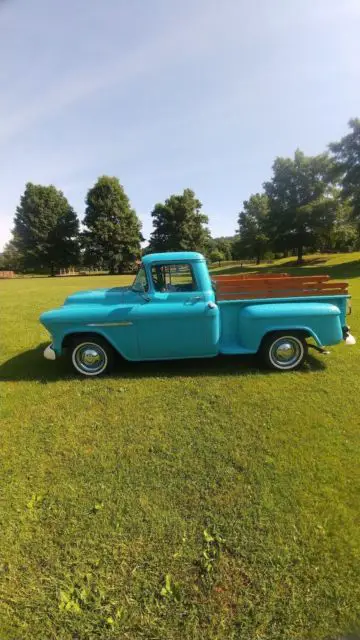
xmin=40 ymin=251 xmax=355 ymax=376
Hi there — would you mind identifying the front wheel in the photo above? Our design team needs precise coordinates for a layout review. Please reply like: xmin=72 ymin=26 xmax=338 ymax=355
xmin=261 ymin=333 xmax=308 ymax=371
xmin=70 ymin=337 xmax=114 ymax=377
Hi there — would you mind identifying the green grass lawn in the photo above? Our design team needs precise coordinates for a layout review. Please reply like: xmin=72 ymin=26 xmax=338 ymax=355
xmin=1 ymin=255 xmax=360 ymax=639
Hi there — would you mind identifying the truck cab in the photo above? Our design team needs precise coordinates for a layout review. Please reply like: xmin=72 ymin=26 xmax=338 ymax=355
xmin=40 ymin=251 xmax=355 ymax=376
xmin=130 ymin=252 xmax=219 ymax=360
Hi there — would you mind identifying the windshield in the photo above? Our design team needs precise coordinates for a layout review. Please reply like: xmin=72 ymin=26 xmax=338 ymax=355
xmin=132 ymin=265 xmax=148 ymax=292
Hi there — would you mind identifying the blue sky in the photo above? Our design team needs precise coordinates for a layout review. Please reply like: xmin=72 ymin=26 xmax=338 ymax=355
xmin=1 ymin=0 xmax=360 ymax=250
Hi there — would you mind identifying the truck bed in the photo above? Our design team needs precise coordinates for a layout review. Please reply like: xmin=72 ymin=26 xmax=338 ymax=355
xmin=213 ymin=273 xmax=348 ymax=300
xmin=212 ymin=273 xmax=349 ymax=355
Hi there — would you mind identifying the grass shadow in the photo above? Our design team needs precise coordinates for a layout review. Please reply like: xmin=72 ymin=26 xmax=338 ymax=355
xmin=210 ymin=258 xmax=360 ymax=280
xmin=0 ymin=344 xmax=71 ymax=383
xmin=0 ymin=344 xmax=326 ymax=383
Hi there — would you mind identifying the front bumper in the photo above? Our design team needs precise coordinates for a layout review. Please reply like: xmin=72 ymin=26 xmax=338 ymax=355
xmin=44 ymin=343 xmax=56 ymax=360
xmin=343 ymin=326 xmax=356 ymax=346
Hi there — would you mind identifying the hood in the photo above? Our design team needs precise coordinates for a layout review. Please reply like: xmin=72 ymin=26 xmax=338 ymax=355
xmin=40 ymin=285 xmax=142 ymax=330
xmin=64 ymin=285 xmax=130 ymax=306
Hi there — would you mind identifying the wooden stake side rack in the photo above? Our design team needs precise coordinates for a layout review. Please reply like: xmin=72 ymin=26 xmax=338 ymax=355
xmin=213 ymin=273 xmax=349 ymax=300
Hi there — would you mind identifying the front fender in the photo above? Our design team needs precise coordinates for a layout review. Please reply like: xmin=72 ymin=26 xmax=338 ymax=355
xmin=58 ymin=326 xmax=137 ymax=360
xmin=40 ymin=306 xmax=140 ymax=360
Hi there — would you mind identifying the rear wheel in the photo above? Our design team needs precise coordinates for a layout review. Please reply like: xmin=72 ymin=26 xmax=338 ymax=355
xmin=70 ymin=336 xmax=114 ymax=377
xmin=261 ymin=332 xmax=308 ymax=371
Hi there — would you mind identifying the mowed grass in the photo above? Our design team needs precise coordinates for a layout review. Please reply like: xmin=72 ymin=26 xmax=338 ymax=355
xmin=1 ymin=255 xmax=360 ymax=639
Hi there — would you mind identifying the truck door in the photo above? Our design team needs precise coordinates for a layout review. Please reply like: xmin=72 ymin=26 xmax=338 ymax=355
xmin=133 ymin=261 xmax=219 ymax=359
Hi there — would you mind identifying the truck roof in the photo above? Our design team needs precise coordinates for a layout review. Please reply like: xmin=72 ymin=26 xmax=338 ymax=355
xmin=142 ymin=251 xmax=205 ymax=264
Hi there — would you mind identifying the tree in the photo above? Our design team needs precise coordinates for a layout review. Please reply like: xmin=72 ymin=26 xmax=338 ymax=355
xmin=211 ymin=237 xmax=235 ymax=261
xmin=149 ymin=188 xmax=210 ymax=253
xmin=327 ymin=199 xmax=359 ymax=252
xmin=329 ymin=118 xmax=360 ymax=223
xmin=264 ymin=150 xmax=335 ymax=263
xmin=235 ymin=193 xmax=270 ymax=264
xmin=209 ymin=248 xmax=225 ymax=266
xmin=13 ymin=183 xmax=79 ymax=275
xmin=0 ymin=240 xmax=23 ymax=272
xmin=82 ymin=176 xmax=143 ymax=273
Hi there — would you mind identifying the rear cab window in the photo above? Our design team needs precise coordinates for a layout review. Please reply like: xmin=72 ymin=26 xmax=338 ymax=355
xmin=151 ymin=263 xmax=198 ymax=292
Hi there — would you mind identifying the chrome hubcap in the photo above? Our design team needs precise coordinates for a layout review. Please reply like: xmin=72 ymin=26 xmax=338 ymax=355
xmin=82 ymin=349 xmax=101 ymax=365
xmin=73 ymin=343 xmax=107 ymax=374
xmin=270 ymin=337 xmax=302 ymax=369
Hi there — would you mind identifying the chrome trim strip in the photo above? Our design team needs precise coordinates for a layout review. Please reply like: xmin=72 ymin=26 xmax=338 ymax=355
xmin=87 ymin=321 xmax=133 ymax=327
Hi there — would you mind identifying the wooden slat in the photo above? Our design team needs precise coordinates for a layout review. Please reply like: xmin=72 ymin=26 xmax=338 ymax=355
xmin=217 ymin=285 xmax=348 ymax=295
xmin=216 ymin=280 xmax=347 ymax=290
xmin=218 ymin=288 xmax=348 ymax=300
xmin=216 ymin=275 xmax=331 ymax=288
xmin=313 ymin=282 xmax=348 ymax=290
xmin=216 ymin=286 xmax=348 ymax=297
xmin=217 ymin=275 xmax=330 ymax=285
xmin=217 ymin=285 xmax=348 ymax=297
xmin=214 ymin=276 xmax=289 ymax=285
xmin=214 ymin=272 xmax=348 ymax=300
xmin=214 ymin=272 xmax=289 ymax=280
xmin=217 ymin=288 xmax=348 ymax=296
xmin=216 ymin=281 xmax=336 ymax=294
xmin=217 ymin=282 xmax=330 ymax=291
xmin=214 ymin=273 xmax=258 ymax=280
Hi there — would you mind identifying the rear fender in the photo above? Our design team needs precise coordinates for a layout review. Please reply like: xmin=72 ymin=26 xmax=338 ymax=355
xmin=260 ymin=325 xmax=321 ymax=345
xmin=238 ymin=302 xmax=343 ymax=351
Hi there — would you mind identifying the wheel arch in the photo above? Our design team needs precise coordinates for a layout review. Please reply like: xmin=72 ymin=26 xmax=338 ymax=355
xmin=61 ymin=331 xmax=126 ymax=359
xmin=258 ymin=326 xmax=321 ymax=351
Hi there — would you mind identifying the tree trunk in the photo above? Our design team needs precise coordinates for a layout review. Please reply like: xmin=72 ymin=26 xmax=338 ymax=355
xmin=50 ymin=263 xmax=55 ymax=277
xmin=297 ymin=245 xmax=303 ymax=265
xmin=256 ymin=254 xmax=260 ymax=265
xmin=109 ymin=258 xmax=117 ymax=275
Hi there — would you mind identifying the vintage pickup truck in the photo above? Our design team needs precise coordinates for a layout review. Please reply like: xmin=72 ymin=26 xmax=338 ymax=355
xmin=40 ymin=251 xmax=355 ymax=376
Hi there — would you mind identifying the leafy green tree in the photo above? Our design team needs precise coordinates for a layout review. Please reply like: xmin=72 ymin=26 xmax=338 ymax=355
xmin=209 ymin=248 xmax=225 ymax=266
xmin=149 ymin=189 xmax=210 ymax=253
xmin=0 ymin=240 xmax=23 ymax=272
xmin=264 ymin=150 xmax=335 ymax=263
xmin=211 ymin=237 xmax=234 ymax=261
xmin=327 ymin=200 xmax=359 ymax=252
xmin=13 ymin=183 xmax=79 ymax=275
xmin=329 ymin=118 xmax=360 ymax=223
xmin=235 ymin=193 xmax=270 ymax=264
xmin=82 ymin=176 xmax=143 ymax=273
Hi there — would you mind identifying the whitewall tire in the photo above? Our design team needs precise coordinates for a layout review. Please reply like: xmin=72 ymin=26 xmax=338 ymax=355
xmin=70 ymin=337 xmax=114 ymax=376
xmin=261 ymin=333 xmax=307 ymax=371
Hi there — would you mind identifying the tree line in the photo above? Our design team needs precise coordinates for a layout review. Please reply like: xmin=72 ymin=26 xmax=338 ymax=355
xmin=1 ymin=118 xmax=360 ymax=274
xmin=236 ymin=118 xmax=360 ymax=264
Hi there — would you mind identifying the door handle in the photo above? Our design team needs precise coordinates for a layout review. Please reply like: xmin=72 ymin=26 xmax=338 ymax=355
xmin=185 ymin=296 xmax=203 ymax=304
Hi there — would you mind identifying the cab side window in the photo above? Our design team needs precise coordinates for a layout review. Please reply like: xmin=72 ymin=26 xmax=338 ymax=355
xmin=151 ymin=263 xmax=198 ymax=292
